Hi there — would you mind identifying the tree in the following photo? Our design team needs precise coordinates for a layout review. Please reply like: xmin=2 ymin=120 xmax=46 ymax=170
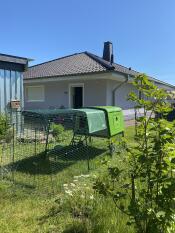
xmin=94 ymin=74 xmax=175 ymax=233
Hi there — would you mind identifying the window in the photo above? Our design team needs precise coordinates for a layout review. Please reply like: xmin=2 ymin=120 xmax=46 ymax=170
xmin=26 ymin=86 xmax=45 ymax=102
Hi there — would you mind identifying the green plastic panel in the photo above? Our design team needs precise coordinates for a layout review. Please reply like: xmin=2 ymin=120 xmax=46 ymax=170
xmin=90 ymin=106 xmax=124 ymax=137
xmin=23 ymin=108 xmax=107 ymax=135
xmin=74 ymin=108 xmax=107 ymax=134
xmin=23 ymin=106 xmax=124 ymax=138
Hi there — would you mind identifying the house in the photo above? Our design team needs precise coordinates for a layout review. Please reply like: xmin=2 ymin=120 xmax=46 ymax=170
xmin=23 ymin=42 xmax=175 ymax=119
xmin=0 ymin=53 xmax=29 ymax=123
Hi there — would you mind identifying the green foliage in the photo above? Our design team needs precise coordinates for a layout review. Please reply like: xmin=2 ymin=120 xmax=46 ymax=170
xmin=94 ymin=74 xmax=175 ymax=233
xmin=0 ymin=127 xmax=134 ymax=233
xmin=0 ymin=114 xmax=11 ymax=142
xmin=45 ymin=172 xmax=132 ymax=233
xmin=0 ymin=114 xmax=8 ymax=138
xmin=63 ymin=221 xmax=89 ymax=233
xmin=55 ymin=174 xmax=95 ymax=219
xmin=51 ymin=123 xmax=64 ymax=141
xmin=4 ymin=128 xmax=14 ymax=143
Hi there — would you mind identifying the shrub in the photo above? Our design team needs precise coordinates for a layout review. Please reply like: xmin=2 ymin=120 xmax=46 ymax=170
xmin=94 ymin=74 xmax=175 ymax=233
xmin=51 ymin=123 xmax=64 ymax=141
xmin=0 ymin=114 xmax=10 ymax=142
xmin=4 ymin=127 xmax=14 ymax=143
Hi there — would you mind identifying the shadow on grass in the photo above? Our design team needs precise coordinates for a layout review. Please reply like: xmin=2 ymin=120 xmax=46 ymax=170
xmin=4 ymin=144 xmax=106 ymax=175
xmin=2 ymin=176 xmax=36 ymax=190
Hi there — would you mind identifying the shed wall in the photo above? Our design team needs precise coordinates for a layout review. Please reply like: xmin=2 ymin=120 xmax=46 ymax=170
xmin=0 ymin=69 xmax=23 ymax=122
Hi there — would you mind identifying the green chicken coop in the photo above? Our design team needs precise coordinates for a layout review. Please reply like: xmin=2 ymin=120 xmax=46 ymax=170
xmin=23 ymin=106 xmax=124 ymax=138
xmin=73 ymin=106 xmax=124 ymax=138
xmin=23 ymin=106 xmax=124 ymax=146
xmin=22 ymin=106 xmax=124 ymax=157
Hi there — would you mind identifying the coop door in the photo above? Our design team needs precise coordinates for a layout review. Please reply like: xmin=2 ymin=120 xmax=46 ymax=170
xmin=111 ymin=112 xmax=122 ymax=136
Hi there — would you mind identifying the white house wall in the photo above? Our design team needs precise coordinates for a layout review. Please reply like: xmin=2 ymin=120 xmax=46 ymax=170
xmin=24 ymin=79 xmax=107 ymax=110
xmin=106 ymin=79 xmax=138 ymax=109
xmin=24 ymin=72 xmax=175 ymax=112
xmin=83 ymin=79 xmax=107 ymax=106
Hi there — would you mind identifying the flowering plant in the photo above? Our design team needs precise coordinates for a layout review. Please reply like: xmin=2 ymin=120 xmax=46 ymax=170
xmin=55 ymin=174 xmax=96 ymax=219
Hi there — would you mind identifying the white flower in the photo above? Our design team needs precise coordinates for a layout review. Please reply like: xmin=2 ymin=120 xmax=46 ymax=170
xmin=83 ymin=174 xmax=90 ymax=178
xmin=63 ymin=183 xmax=68 ymax=187
xmin=65 ymin=190 xmax=73 ymax=196
xmin=73 ymin=179 xmax=78 ymax=182
xmin=80 ymin=194 xmax=85 ymax=199
xmin=80 ymin=174 xmax=90 ymax=178
xmin=89 ymin=195 xmax=94 ymax=200
xmin=70 ymin=183 xmax=76 ymax=187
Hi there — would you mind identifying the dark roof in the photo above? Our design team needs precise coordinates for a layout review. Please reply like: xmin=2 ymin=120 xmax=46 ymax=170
xmin=24 ymin=52 xmax=138 ymax=79
xmin=0 ymin=53 xmax=31 ymax=65
xmin=86 ymin=52 xmax=138 ymax=76
xmin=24 ymin=51 xmax=175 ymax=88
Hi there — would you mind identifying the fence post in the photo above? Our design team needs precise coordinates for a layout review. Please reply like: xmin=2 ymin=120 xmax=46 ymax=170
xmin=135 ymin=107 xmax=138 ymax=136
xmin=34 ymin=128 xmax=37 ymax=157
xmin=85 ymin=136 xmax=90 ymax=171
xmin=12 ymin=123 xmax=15 ymax=183
xmin=44 ymin=120 xmax=51 ymax=158
xmin=0 ymin=146 xmax=3 ymax=180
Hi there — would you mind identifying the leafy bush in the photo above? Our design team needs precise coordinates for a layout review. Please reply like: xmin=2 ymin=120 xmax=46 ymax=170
xmin=94 ymin=74 xmax=175 ymax=233
xmin=4 ymin=128 xmax=13 ymax=143
xmin=51 ymin=123 xmax=64 ymax=141
xmin=0 ymin=114 xmax=11 ymax=142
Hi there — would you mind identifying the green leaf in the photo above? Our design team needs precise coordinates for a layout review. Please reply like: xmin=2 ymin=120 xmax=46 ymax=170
xmin=156 ymin=211 xmax=166 ymax=218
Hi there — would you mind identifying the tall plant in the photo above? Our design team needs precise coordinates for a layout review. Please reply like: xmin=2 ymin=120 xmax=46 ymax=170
xmin=94 ymin=74 xmax=175 ymax=233
xmin=0 ymin=114 xmax=10 ymax=141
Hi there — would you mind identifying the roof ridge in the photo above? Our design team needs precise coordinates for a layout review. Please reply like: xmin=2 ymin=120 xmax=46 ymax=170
xmin=24 ymin=51 xmax=175 ymax=88
xmin=28 ymin=50 xmax=134 ymax=72
xmin=113 ymin=62 xmax=139 ymax=74
xmin=28 ymin=52 xmax=86 ymax=68
xmin=85 ymin=51 xmax=115 ymax=70
xmin=86 ymin=51 xmax=139 ymax=73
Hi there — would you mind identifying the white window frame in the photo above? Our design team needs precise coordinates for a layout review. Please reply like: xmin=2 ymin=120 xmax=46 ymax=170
xmin=26 ymin=85 xmax=45 ymax=102
xmin=68 ymin=83 xmax=84 ymax=108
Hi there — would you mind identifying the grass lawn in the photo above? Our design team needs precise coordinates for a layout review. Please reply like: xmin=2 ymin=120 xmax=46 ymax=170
xmin=0 ymin=126 xmax=135 ymax=233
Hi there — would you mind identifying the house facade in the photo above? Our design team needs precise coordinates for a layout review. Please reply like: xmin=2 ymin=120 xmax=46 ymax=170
xmin=23 ymin=42 xmax=175 ymax=119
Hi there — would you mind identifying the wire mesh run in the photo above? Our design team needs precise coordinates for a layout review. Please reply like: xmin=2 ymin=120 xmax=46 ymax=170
xmin=0 ymin=110 xmax=111 ymax=195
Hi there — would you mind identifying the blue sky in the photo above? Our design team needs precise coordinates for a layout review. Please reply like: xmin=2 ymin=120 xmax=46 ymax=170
xmin=1 ymin=0 xmax=175 ymax=85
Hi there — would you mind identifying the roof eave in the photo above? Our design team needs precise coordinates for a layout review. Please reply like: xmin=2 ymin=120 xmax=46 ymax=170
xmin=24 ymin=70 xmax=112 ymax=80
xmin=0 ymin=53 xmax=33 ymax=65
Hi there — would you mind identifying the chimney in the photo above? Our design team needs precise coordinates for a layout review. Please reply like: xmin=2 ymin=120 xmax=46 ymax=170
xmin=103 ymin=41 xmax=114 ymax=64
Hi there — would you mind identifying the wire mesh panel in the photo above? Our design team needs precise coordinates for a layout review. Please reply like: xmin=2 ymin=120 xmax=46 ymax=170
xmin=0 ymin=116 xmax=47 ymax=191
xmin=0 ymin=110 xmax=110 ymax=196
xmin=0 ymin=120 xmax=15 ymax=182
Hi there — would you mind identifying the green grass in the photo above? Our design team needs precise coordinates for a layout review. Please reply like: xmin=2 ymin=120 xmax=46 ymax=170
xmin=0 ymin=126 xmax=135 ymax=233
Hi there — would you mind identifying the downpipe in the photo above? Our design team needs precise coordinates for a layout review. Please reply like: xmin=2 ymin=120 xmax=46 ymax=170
xmin=112 ymin=74 xmax=129 ymax=106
